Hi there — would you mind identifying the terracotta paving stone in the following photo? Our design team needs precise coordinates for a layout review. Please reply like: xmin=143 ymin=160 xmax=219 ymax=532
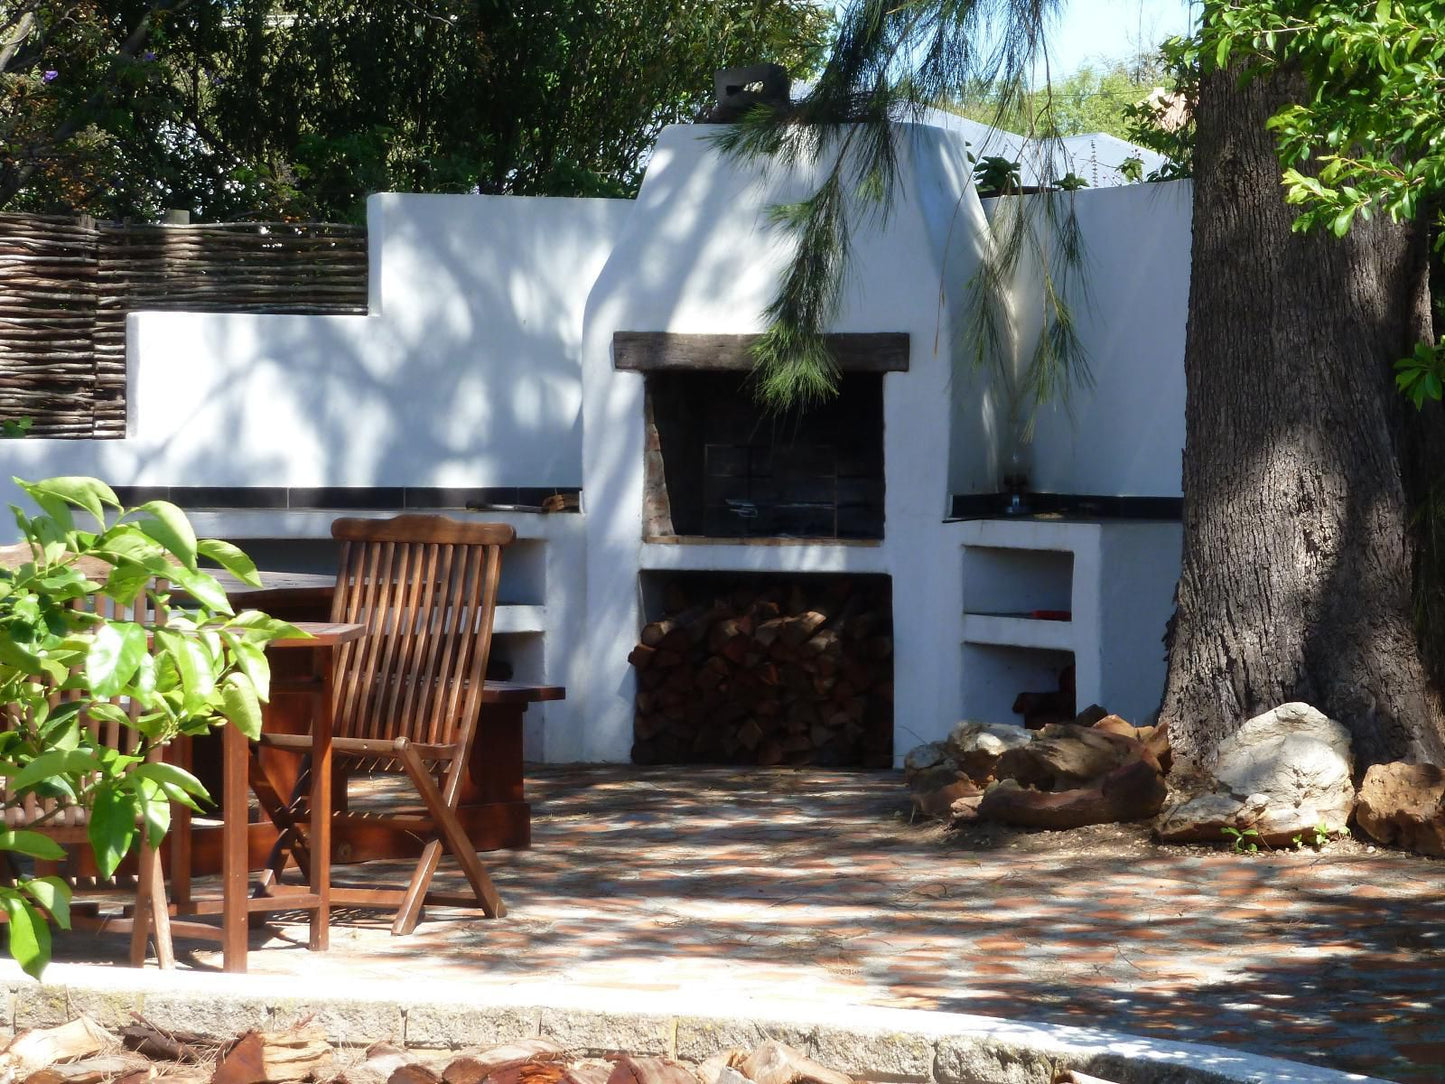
xmin=46 ymin=765 xmax=1445 ymax=1083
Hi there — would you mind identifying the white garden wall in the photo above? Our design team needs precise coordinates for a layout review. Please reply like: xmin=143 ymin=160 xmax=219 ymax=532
xmin=2 ymin=123 xmax=1196 ymax=763
xmin=1015 ymin=181 xmax=1192 ymax=498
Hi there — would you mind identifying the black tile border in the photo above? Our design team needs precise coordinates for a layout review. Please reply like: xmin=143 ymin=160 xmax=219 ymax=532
xmin=110 ymin=485 xmax=583 ymax=512
xmin=948 ymin=492 xmax=1183 ymax=521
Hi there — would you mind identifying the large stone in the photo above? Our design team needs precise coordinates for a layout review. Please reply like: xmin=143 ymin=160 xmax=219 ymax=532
xmin=994 ymin=723 xmax=1144 ymax=791
xmin=978 ymin=757 xmax=1167 ymax=829
xmin=906 ymin=762 xmax=977 ymax=822
xmin=1214 ymin=702 xmax=1353 ymax=796
xmin=1154 ymin=702 xmax=1354 ymax=846
xmin=901 ymin=742 xmax=950 ymax=779
xmin=944 ymin=721 xmax=1033 ymax=784
xmin=1355 ymin=762 xmax=1445 ymax=856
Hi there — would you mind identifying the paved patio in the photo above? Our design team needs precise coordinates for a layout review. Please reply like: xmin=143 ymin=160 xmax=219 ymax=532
xmin=51 ymin=766 xmax=1445 ymax=1083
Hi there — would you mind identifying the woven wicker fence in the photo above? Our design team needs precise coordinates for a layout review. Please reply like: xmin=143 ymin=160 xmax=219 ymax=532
xmin=0 ymin=213 xmax=368 ymax=438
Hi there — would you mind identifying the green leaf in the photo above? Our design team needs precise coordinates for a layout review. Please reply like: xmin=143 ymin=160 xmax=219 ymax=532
xmin=221 ymin=672 xmax=263 ymax=740
xmin=0 ymin=829 xmax=67 ymax=861
xmin=1215 ymin=35 xmax=1232 ymax=71
xmin=22 ymin=476 xmax=118 ymax=527
xmin=102 ymin=562 xmax=153 ymax=604
xmin=228 ymin=636 xmax=271 ymax=702
xmin=0 ymin=636 xmax=43 ymax=670
xmin=25 ymin=877 xmax=72 ymax=930
xmin=11 ymin=749 xmax=102 ymax=793
xmin=132 ymin=760 xmax=208 ymax=797
xmin=137 ymin=778 xmax=171 ymax=848
xmin=134 ymin=501 xmax=197 ymax=570
xmin=157 ymin=629 xmax=216 ymax=711
xmin=196 ymin=538 xmax=260 ymax=586
xmin=1374 ymin=0 xmax=1390 ymax=24
xmin=1 ymin=893 xmax=52 ymax=978
xmin=85 ymin=621 xmax=148 ymax=698
xmin=168 ymin=565 xmax=233 ymax=614
xmin=132 ymin=761 xmax=208 ymax=810
xmin=87 ymin=786 xmax=137 ymax=879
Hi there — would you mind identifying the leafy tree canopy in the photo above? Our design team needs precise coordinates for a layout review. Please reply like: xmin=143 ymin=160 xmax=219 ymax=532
xmin=0 ymin=1 xmax=831 ymax=222
xmin=942 ymin=56 xmax=1168 ymax=141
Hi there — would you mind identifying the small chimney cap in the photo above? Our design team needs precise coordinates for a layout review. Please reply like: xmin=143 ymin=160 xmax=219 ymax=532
xmin=705 ymin=63 xmax=790 ymax=123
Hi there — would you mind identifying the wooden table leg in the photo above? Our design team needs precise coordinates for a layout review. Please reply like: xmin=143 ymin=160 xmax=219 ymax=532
xmin=308 ymin=646 xmax=333 ymax=952
xmin=458 ymin=703 xmax=525 ymax=805
xmin=222 ymin=721 xmax=248 ymax=973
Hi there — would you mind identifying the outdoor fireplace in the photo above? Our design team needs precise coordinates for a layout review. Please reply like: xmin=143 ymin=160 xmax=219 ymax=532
xmin=628 ymin=571 xmax=893 ymax=767
xmin=644 ymin=371 xmax=884 ymax=540
xmin=614 ymin=332 xmax=907 ymax=542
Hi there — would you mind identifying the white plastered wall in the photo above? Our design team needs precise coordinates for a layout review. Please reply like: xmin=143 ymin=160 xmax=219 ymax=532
xmin=3 ymin=194 xmax=631 ymax=761
xmin=1010 ymin=180 xmax=1192 ymax=497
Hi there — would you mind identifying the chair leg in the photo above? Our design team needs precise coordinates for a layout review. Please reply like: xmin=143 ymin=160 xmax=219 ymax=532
xmin=131 ymin=842 xmax=175 ymax=968
xmin=398 ymin=744 xmax=506 ymax=922
xmin=393 ymin=838 xmax=443 ymax=936
xmin=252 ymin=751 xmax=312 ymax=890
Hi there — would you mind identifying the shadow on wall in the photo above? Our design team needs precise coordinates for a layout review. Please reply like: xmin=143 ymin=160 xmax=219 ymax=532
xmin=3 ymin=194 xmax=631 ymax=503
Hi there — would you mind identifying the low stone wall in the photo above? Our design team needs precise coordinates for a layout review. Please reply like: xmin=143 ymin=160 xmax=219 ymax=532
xmin=4 ymin=965 xmax=1384 ymax=1084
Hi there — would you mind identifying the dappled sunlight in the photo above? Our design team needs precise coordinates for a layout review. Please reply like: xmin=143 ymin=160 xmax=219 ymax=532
xmin=50 ymin=765 xmax=1443 ymax=1080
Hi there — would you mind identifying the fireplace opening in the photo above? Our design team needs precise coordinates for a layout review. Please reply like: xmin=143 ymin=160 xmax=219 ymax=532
xmin=629 ymin=571 xmax=893 ymax=767
xmin=644 ymin=372 xmax=885 ymax=541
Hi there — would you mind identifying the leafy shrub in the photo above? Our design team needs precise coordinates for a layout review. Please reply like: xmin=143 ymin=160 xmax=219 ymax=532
xmin=0 ymin=476 xmax=299 ymax=975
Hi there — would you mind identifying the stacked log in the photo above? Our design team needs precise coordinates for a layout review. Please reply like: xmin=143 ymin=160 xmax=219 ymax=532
xmin=629 ymin=578 xmax=892 ymax=768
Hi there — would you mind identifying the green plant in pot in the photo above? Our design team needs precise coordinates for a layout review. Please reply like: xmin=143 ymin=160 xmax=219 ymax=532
xmin=0 ymin=476 xmax=300 ymax=976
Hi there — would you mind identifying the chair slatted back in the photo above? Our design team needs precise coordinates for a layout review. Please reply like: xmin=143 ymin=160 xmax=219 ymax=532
xmin=328 ymin=516 xmax=513 ymax=754
xmin=2 ymin=584 xmax=165 ymax=830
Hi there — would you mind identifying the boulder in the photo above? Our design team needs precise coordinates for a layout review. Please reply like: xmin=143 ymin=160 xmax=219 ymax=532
xmin=944 ymin=720 xmax=1033 ymax=783
xmin=949 ymin=792 xmax=986 ymax=825
xmin=1354 ymin=762 xmax=1445 ymax=856
xmin=902 ymin=741 xmax=950 ymax=778
xmin=1214 ymin=702 xmax=1353 ymax=798
xmin=977 ymin=756 xmax=1168 ymax=829
xmin=1154 ymin=702 xmax=1353 ymax=845
xmin=915 ymin=777 xmax=983 ymax=822
xmin=994 ymin=723 xmax=1147 ymax=791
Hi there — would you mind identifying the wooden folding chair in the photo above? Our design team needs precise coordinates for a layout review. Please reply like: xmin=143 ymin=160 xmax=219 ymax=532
xmin=252 ymin=514 xmax=514 ymax=935
xmin=1 ymin=589 xmax=177 ymax=967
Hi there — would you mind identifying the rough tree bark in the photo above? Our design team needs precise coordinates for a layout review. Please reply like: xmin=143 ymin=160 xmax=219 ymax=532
xmin=1160 ymin=64 xmax=1445 ymax=773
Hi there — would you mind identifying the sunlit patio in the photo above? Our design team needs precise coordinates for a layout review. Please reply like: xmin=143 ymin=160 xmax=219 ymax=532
xmin=32 ymin=765 xmax=1445 ymax=1084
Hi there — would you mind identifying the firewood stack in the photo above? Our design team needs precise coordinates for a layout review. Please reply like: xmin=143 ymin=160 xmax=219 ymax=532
xmin=628 ymin=578 xmax=892 ymax=767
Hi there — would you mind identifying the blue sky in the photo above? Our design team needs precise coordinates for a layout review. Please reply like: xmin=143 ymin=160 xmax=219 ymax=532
xmin=1043 ymin=0 xmax=1197 ymax=74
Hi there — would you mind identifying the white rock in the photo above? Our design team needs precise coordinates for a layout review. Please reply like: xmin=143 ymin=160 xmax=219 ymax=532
xmin=1155 ymin=702 xmax=1355 ymax=845
xmin=1214 ymin=702 xmax=1353 ymax=815
xmin=946 ymin=721 xmax=1033 ymax=758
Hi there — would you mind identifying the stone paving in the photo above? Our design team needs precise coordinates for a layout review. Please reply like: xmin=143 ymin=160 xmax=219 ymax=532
xmin=53 ymin=766 xmax=1445 ymax=1083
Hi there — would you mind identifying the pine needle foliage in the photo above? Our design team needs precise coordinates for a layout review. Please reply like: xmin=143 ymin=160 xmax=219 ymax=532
xmin=713 ymin=0 xmax=1093 ymax=418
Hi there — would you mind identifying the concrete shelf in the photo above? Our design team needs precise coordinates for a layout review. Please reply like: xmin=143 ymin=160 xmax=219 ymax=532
xmin=961 ymin=612 xmax=1074 ymax=651
xmin=493 ymin=605 xmax=547 ymax=635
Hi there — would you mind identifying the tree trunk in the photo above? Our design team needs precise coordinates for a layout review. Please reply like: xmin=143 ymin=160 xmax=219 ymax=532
xmin=1160 ymin=63 xmax=1445 ymax=773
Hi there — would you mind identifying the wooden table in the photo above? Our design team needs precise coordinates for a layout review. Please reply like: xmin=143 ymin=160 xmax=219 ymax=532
xmin=208 ymin=568 xmax=562 ymax=857
xmin=170 ymin=620 xmax=365 ymax=973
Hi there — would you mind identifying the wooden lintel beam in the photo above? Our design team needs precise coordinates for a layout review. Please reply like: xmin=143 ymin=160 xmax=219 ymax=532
xmin=612 ymin=331 xmax=910 ymax=373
